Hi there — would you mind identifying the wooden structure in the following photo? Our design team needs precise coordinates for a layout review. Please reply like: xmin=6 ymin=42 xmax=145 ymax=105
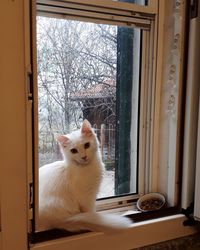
xmin=71 ymin=80 xmax=116 ymax=164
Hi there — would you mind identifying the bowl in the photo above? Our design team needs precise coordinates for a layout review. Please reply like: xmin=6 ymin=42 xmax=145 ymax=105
xmin=137 ymin=193 xmax=166 ymax=212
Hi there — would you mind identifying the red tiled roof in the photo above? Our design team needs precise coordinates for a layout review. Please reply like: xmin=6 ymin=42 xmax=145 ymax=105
xmin=70 ymin=79 xmax=116 ymax=100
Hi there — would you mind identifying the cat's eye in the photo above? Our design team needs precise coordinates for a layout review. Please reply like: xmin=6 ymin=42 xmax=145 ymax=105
xmin=84 ymin=142 xmax=90 ymax=149
xmin=71 ymin=148 xmax=78 ymax=154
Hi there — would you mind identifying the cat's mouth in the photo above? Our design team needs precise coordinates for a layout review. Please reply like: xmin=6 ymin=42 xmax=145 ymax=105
xmin=75 ymin=159 xmax=90 ymax=166
xmin=80 ymin=159 xmax=90 ymax=165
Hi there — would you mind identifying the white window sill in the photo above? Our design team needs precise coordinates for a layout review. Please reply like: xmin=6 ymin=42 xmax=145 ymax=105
xmin=30 ymin=214 xmax=197 ymax=250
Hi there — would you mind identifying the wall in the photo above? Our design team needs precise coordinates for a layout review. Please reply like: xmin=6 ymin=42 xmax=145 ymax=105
xmin=0 ymin=1 xmax=28 ymax=249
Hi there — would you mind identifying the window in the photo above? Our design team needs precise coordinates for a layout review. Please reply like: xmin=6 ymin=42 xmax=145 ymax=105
xmin=30 ymin=0 xmax=188 ymax=244
xmin=34 ymin=0 xmax=153 ymax=215
xmin=31 ymin=0 xmax=186 ymax=233
xmin=37 ymin=16 xmax=140 ymax=198
xmin=1 ymin=0 xmax=198 ymax=250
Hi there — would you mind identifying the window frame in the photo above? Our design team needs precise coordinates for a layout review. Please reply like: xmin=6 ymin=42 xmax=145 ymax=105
xmin=0 ymin=0 xmax=196 ymax=250
xmin=32 ymin=0 xmax=187 ymax=233
xmin=33 ymin=0 xmax=158 ymax=216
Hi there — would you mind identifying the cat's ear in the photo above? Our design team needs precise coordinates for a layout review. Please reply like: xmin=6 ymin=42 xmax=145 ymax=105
xmin=56 ymin=135 xmax=70 ymax=147
xmin=81 ymin=119 xmax=93 ymax=136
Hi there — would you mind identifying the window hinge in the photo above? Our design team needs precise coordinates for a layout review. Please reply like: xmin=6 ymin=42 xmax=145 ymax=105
xmin=190 ymin=0 xmax=199 ymax=19
xmin=26 ymin=64 xmax=33 ymax=101
xmin=28 ymin=232 xmax=34 ymax=247
xmin=29 ymin=182 xmax=34 ymax=220
xmin=28 ymin=182 xmax=34 ymax=245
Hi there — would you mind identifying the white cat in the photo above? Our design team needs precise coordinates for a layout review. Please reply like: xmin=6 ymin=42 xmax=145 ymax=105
xmin=37 ymin=119 xmax=131 ymax=234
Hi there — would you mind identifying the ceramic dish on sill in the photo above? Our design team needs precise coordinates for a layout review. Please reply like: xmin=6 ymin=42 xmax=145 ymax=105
xmin=136 ymin=192 xmax=166 ymax=212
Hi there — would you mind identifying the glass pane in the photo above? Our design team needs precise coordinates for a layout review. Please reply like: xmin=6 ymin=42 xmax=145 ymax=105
xmin=37 ymin=16 xmax=140 ymax=198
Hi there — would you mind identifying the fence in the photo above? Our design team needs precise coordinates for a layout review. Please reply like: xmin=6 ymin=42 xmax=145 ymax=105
xmin=39 ymin=124 xmax=116 ymax=169
xmin=93 ymin=123 xmax=115 ymax=164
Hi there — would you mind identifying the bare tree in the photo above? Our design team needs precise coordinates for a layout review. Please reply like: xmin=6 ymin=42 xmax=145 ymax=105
xmin=37 ymin=16 xmax=117 ymax=164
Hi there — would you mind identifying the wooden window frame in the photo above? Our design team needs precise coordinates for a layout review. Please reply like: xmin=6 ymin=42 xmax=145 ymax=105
xmin=32 ymin=0 xmax=160 ymax=218
xmin=0 ymin=1 xmax=196 ymax=250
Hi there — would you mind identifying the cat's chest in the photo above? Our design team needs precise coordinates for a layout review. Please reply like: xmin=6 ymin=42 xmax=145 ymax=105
xmin=68 ymin=164 xmax=102 ymax=192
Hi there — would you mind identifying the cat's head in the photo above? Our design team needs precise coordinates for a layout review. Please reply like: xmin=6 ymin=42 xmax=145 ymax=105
xmin=56 ymin=120 xmax=99 ymax=165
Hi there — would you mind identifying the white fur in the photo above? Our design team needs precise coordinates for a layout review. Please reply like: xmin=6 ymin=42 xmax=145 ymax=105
xmin=37 ymin=120 xmax=132 ymax=233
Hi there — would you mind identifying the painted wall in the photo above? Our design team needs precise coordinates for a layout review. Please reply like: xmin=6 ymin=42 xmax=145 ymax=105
xmin=0 ymin=1 xmax=28 ymax=249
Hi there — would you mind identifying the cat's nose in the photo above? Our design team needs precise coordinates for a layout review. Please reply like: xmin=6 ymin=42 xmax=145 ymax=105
xmin=82 ymin=156 xmax=87 ymax=160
